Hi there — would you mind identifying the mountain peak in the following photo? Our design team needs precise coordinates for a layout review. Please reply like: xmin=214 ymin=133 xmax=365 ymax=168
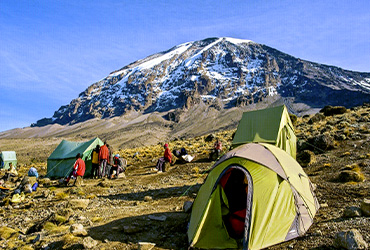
xmin=32 ymin=37 xmax=370 ymax=127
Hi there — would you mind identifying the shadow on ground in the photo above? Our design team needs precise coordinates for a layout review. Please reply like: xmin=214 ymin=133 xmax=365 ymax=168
xmin=88 ymin=211 xmax=190 ymax=249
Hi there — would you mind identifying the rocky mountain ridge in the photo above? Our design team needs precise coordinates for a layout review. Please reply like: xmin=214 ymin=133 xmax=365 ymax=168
xmin=33 ymin=37 xmax=370 ymax=127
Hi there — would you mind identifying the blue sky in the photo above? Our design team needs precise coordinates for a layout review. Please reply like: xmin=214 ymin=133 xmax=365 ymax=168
xmin=1 ymin=0 xmax=369 ymax=132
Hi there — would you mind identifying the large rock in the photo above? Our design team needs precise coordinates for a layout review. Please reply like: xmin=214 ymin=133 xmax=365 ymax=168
xmin=320 ymin=105 xmax=347 ymax=116
xmin=82 ymin=236 xmax=98 ymax=249
xmin=360 ymin=198 xmax=370 ymax=216
xmin=307 ymin=134 xmax=335 ymax=152
xmin=296 ymin=150 xmax=316 ymax=168
xmin=334 ymin=229 xmax=368 ymax=250
xmin=308 ymin=113 xmax=325 ymax=124
xmin=343 ymin=206 xmax=362 ymax=218
xmin=338 ymin=170 xmax=364 ymax=183
xmin=68 ymin=199 xmax=90 ymax=210
xmin=70 ymin=223 xmax=88 ymax=236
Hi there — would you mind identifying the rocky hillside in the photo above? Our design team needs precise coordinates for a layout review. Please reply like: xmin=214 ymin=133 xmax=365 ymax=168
xmin=0 ymin=104 xmax=369 ymax=249
xmin=33 ymin=37 xmax=370 ymax=127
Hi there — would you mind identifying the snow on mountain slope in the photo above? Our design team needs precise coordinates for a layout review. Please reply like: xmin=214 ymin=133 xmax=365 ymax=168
xmin=33 ymin=37 xmax=370 ymax=127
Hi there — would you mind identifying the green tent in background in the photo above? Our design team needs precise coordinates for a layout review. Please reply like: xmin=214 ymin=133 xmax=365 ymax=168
xmin=0 ymin=151 xmax=17 ymax=169
xmin=232 ymin=105 xmax=297 ymax=159
xmin=188 ymin=143 xmax=319 ymax=250
xmin=47 ymin=137 xmax=104 ymax=178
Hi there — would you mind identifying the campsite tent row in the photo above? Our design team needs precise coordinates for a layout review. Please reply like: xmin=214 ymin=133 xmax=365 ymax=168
xmin=47 ymin=137 xmax=103 ymax=178
xmin=0 ymin=151 xmax=17 ymax=170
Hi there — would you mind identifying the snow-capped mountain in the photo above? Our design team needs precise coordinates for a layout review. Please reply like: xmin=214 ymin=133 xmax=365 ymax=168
xmin=33 ymin=37 xmax=370 ymax=127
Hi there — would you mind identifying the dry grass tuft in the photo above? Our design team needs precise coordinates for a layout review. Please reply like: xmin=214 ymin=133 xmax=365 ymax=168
xmin=55 ymin=192 xmax=69 ymax=200
xmin=91 ymin=217 xmax=103 ymax=223
xmin=62 ymin=233 xmax=80 ymax=246
xmin=0 ymin=226 xmax=18 ymax=240
xmin=43 ymin=222 xmax=69 ymax=235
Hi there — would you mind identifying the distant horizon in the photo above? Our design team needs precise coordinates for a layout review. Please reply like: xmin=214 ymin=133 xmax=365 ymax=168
xmin=1 ymin=1 xmax=369 ymax=132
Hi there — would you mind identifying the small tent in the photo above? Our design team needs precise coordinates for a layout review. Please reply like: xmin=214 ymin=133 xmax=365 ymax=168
xmin=232 ymin=105 xmax=297 ymax=159
xmin=188 ymin=143 xmax=319 ymax=250
xmin=0 ymin=151 xmax=17 ymax=170
xmin=47 ymin=137 xmax=104 ymax=178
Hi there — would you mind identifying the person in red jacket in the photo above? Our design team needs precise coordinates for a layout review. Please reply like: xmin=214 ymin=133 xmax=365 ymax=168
xmin=99 ymin=141 xmax=110 ymax=178
xmin=65 ymin=153 xmax=85 ymax=186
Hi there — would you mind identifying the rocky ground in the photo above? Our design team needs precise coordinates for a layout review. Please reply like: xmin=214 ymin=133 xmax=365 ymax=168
xmin=0 ymin=105 xmax=370 ymax=250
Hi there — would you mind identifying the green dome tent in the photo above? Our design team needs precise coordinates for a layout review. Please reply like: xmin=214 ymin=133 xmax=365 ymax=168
xmin=0 ymin=151 xmax=17 ymax=170
xmin=232 ymin=105 xmax=297 ymax=159
xmin=47 ymin=137 xmax=104 ymax=178
xmin=188 ymin=143 xmax=319 ymax=250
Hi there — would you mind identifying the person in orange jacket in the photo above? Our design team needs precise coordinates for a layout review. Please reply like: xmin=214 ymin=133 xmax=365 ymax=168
xmin=99 ymin=141 xmax=110 ymax=178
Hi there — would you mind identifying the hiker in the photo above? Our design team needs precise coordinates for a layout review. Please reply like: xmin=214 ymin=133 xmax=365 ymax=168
xmin=109 ymin=154 xmax=126 ymax=179
xmin=90 ymin=145 xmax=100 ymax=179
xmin=99 ymin=141 xmax=110 ymax=178
xmin=65 ymin=153 xmax=86 ymax=186
xmin=154 ymin=143 xmax=174 ymax=173
xmin=173 ymin=147 xmax=194 ymax=163
xmin=210 ymin=138 xmax=222 ymax=160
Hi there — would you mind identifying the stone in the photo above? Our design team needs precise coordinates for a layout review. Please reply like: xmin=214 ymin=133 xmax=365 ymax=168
xmin=343 ymin=206 xmax=362 ymax=218
xmin=308 ymin=113 xmax=325 ymax=124
xmin=297 ymin=150 xmax=316 ymax=167
xmin=338 ymin=170 xmax=364 ymax=183
xmin=320 ymin=105 xmax=347 ymax=116
xmin=307 ymin=134 xmax=335 ymax=152
xmin=148 ymin=214 xmax=167 ymax=221
xmin=68 ymin=199 xmax=90 ymax=210
xmin=138 ymin=242 xmax=156 ymax=250
xmin=334 ymin=229 xmax=368 ymax=250
xmin=183 ymin=201 xmax=193 ymax=213
xmin=144 ymin=196 xmax=153 ymax=202
xmin=70 ymin=223 xmax=88 ymax=236
xmin=360 ymin=198 xmax=370 ymax=216
xmin=82 ymin=236 xmax=98 ymax=249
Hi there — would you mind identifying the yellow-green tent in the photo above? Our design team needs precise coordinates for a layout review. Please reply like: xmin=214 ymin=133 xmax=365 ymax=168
xmin=188 ymin=143 xmax=319 ymax=250
xmin=47 ymin=137 xmax=103 ymax=178
xmin=232 ymin=105 xmax=296 ymax=159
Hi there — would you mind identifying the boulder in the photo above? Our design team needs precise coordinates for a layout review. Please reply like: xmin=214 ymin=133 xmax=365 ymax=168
xmin=360 ymin=198 xmax=370 ymax=216
xmin=343 ymin=206 xmax=362 ymax=218
xmin=308 ymin=113 xmax=325 ymax=124
xmin=334 ymin=229 xmax=368 ymax=250
xmin=307 ymin=134 xmax=335 ymax=152
xmin=338 ymin=170 xmax=364 ymax=183
xmin=70 ymin=223 xmax=88 ymax=236
xmin=144 ymin=196 xmax=153 ymax=202
xmin=82 ymin=236 xmax=98 ymax=249
xmin=296 ymin=150 xmax=316 ymax=167
xmin=320 ymin=105 xmax=347 ymax=116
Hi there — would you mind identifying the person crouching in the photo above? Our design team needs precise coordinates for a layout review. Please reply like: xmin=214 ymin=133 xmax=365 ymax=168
xmin=65 ymin=153 xmax=85 ymax=186
xmin=109 ymin=154 xmax=126 ymax=179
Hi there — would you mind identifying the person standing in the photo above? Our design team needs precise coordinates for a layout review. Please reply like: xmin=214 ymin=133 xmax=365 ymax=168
xmin=90 ymin=145 xmax=100 ymax=179
xmin=65 ymin=153 xmax=85 ymax=186
xmin=99 ymin=141 xmax=109 ymax=178
xmin=162 ymin=143 xmax=175 ymax=172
